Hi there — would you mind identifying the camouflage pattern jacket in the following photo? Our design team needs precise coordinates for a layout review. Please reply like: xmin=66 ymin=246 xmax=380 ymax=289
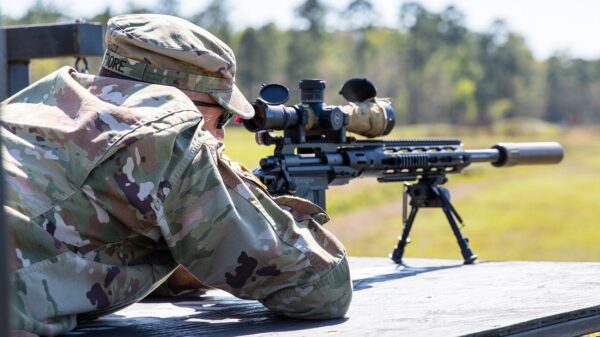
xmin=3 ymin=67 xmax=352 ymax=336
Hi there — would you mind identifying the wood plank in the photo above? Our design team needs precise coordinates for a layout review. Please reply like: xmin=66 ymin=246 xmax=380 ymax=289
xmin=68 ymin=257 xmax=600 ymax=336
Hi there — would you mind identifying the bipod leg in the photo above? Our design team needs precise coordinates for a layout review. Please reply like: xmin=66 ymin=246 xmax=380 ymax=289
xmin=391 ymin=206 xmax=419 ymax=265
xmin=433 ymin=186 xmax=477 ymax=264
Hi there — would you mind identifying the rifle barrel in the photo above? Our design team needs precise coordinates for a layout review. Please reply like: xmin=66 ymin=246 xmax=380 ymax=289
xmin=466 ymin=149 xmax=501 ymax=163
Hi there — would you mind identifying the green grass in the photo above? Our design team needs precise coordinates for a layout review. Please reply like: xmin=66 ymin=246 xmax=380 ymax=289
xmin=222 ymin=127 xmax=273 ymax=166
xmin=345 ymin=169 xmax=600 ymax=262
xmin=224 ymin=124 xmax=600 ymax=262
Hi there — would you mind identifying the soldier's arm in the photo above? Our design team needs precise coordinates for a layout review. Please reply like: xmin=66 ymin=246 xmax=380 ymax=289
xmin=91 ymin=122 xmax=352 ymax=318
xmin=162 ymin=135 xmax=352 ymax=319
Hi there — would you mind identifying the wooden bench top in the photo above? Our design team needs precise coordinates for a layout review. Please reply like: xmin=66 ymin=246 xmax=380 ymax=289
xmin=68 ymin=257 xmax=600 ymax=336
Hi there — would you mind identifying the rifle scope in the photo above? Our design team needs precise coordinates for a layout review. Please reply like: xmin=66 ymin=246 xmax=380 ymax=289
xmin=243 ymin=78 xmax=396 ymax=138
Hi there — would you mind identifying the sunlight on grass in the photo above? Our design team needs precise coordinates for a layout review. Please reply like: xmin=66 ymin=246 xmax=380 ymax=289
xmin=343 ymin=171 xmax=600 ymax=262
xmin=222 ymin=126 xmax=273 ymax=167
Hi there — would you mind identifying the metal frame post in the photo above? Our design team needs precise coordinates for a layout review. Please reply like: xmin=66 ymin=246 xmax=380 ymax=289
xmin=3 ymin=22 xmax=104 ymax=95
xmin=8 ymin=61 xmax=29 ymax=96
xmin=0 ymin=18 xmax=11 ymax=337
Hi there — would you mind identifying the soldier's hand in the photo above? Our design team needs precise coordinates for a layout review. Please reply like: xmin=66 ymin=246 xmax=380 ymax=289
xmin=273 ymin=195 xmax=330 ymax=225
xmin=166 ymin=266 xmax=212 ymax=294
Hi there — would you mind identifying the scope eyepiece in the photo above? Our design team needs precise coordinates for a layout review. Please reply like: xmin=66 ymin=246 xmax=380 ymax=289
xmin=243 ymin=99 xmax=299 ymax=132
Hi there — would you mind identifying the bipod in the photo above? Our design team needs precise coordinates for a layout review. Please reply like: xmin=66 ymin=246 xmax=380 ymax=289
xmin=390 ymin=176 xmax=477 ymax=265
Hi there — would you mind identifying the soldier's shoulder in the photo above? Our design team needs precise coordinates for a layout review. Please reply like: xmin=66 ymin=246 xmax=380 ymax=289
xmin=5 ymin=66 xmax=196 ymax=112
xmin=73 ymin=69 xmax=196 ymax=109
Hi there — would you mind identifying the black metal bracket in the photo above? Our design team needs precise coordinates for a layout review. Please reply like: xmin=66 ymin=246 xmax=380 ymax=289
xmin=0 ymin=21 xmax=104 ymax=99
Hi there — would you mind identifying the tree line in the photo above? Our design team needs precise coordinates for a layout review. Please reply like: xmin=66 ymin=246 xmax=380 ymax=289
xmin=3 ymin=0 xmax=600 ymax=126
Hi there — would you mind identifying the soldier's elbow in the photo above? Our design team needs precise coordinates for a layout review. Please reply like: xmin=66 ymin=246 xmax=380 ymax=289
xmin=261 ymin=256 xmax=353 ymax=319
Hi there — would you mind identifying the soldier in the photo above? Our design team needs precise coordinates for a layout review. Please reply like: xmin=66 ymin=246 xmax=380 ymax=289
xmin=4 ymin=14 xmax=352 ymax=336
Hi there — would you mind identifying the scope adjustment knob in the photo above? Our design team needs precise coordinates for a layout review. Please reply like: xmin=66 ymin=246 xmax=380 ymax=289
xmin=321 ymin=107 xmax=345 ymax=130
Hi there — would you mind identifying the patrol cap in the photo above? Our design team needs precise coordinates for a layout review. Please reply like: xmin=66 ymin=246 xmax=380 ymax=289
xmin=102 ymin=14 xmax=254 ymax=119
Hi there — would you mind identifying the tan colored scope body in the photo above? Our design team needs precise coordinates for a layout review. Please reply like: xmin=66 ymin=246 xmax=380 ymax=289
xmin=304 ymin=98 xmax=394 ymax=138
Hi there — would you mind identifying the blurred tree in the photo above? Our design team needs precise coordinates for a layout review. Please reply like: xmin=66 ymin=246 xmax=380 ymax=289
xmin=295 ymin=0 xmax=327 ymax=36
xmin=474 ymin=20 xmax=534 ymax=125
xmin=342 ymin=0 xmax=377 ymax=74
xmin=342 ymin=0 xmax=377 ymax=30
xmin=158 ymin=0 xmax=180 ymax=16
xmin=438 ymin=6 xmax=467 ymax=47
xmin=125 ymin=1 xmax=152 ymax=15
xmin=362 ymin=27 xmax=408 ymax=108
xmin=285 ymin=30 xmax=317 ymax=82
xmin=237 ymin=28 xmax=261 ymax=95
xmin=285 ymin=0 xmax=328 ymax=83
xmin=2 ymin=0 xmax=598 ymax=126
xmin=400 ymin=2 xmax=441 ymax=69
xmin=544 ymin=55 xmax=599 ymax=124
xmin=189 ymin=0 xmax=232 ymax=44
xmin=438 ymin=6 xmax=478 ymax=124
xmin=1 ymin=1 xmax=79 ymax=81
xmin=545 ymin=55 xmax=571 ymax=123
xmin=399 ymin=2 xmax=442 ymax=123
xmin=88 ymin=7 xmax=112 ymax=26
xmin=3 ymin=0 xmax=70 ymax=25
xmin=236 ymin=24 xmax=285 ymax=98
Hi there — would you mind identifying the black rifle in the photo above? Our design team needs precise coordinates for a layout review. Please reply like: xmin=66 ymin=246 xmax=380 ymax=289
xmin=243 ymin=78 xmax=563 ymax=264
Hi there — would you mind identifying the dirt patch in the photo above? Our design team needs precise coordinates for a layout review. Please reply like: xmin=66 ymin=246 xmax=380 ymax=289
xmin=325 ymin=180 xmax=495 ymax=243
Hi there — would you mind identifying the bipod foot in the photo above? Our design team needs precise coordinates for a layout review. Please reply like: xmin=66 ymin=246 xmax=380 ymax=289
xmin=460 ymin=238 xmax=477 ymax=264
xmin=390 ymin=237 xmax=411 ymax=265
xmin=463 ymin=254 xmax=477 ymax=265
xmin=391 ymin=254 xmax=404 ymax=265
xmin=435 ymin=187 xmax=479 ymax=265
xmin=392 ymin=257 xmax=404 ymax=265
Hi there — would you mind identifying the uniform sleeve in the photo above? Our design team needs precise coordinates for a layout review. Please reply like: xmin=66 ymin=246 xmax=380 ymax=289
xmin=161 ymin=134 xmax=352 ymax=319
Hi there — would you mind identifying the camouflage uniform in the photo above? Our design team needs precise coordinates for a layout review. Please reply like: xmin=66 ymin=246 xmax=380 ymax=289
xmin=4 ymin=14 xmax=352 ymax=337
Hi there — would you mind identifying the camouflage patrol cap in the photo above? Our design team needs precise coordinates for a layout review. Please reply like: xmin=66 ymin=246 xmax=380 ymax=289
xmin=102 ymin=14 xmax=254 ymax=119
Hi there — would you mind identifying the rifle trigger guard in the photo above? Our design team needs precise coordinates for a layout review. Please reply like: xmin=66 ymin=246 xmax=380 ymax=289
xmin=279 ymin=159 xmax=296 ymax=193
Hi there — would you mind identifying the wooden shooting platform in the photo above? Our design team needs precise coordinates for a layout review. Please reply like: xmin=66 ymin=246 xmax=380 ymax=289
xmin=67 ymin=257 xmax=600 ymax=337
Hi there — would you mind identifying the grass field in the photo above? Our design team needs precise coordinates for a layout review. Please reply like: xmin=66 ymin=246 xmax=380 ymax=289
xmin=224 ymin=122 xmax=600 ymax=262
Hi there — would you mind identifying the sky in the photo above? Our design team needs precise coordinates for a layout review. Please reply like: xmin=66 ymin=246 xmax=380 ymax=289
xmin=1 ymin=0 xmax=599 ymax=60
